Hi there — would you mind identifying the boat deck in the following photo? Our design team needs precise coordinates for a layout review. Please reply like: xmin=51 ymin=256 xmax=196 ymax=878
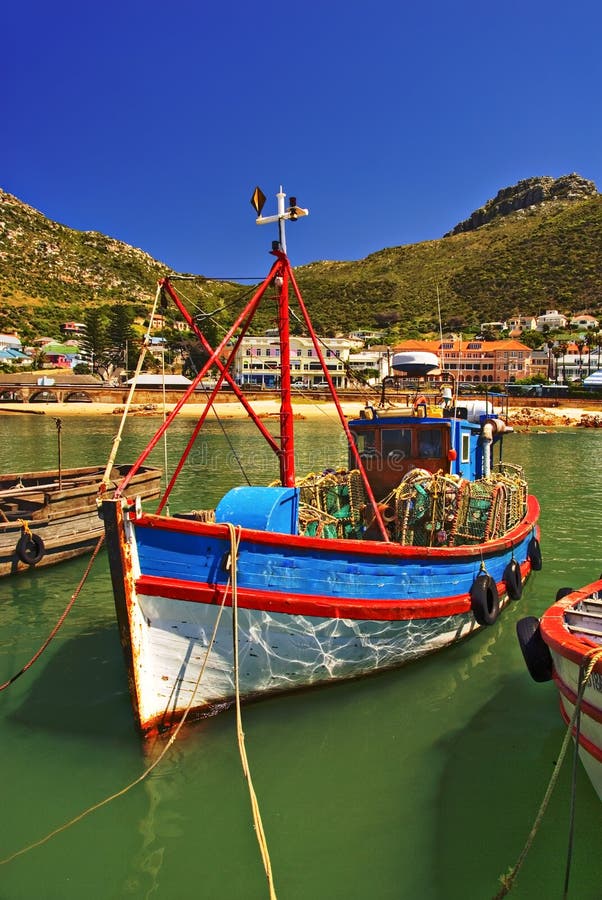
xmin=565 ymin=593 xmax=602 ymax=643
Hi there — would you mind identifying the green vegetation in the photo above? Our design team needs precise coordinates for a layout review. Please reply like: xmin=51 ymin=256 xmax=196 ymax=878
xmin=1 ymin=188 xmax=601 ymax=343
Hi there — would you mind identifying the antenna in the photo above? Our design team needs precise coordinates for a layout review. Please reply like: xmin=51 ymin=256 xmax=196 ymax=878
xmin=251 ymin=186 xmax=309 ymax=254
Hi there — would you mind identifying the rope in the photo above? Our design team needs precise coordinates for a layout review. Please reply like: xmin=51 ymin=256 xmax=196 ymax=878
xmin=1 ymin=522 xmax=277 ymax=898
xmin=17 ymin=518 xmax=32 ymax=537
xmin=227 ymin=522 xmax=277 ymax=899
xmin=101 ymin=283 xmax=162 ymax=489
xmin=0 ymin=539 xmax=233 ymax=866
xmin=494 ymin=645 xmax=602 ymax=898
xmin=0 ymin=535 xmax=105 ymax=693
xmin=160 ymin=318 xmax=171 ymax=516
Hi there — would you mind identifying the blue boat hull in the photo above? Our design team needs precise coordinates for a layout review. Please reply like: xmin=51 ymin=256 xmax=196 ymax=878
xmin=103 ymin=496 xmax=540 ymax=736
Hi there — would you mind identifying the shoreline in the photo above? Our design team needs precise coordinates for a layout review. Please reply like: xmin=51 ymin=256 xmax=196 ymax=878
xmin=0 ymin=398 xmax=600 ymax=425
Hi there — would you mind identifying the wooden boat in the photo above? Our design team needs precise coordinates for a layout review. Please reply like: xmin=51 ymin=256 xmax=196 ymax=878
xmin=101 ymin=187 xmax=542 ymax=737
xmin=0 ymin=464 xmax=161 ymax=576
xmin=517 ymin=578 xmax=602 ymax=801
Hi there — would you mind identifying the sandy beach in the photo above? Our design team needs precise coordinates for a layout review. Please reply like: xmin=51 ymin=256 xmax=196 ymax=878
xmin=0 ymin=397 xmax=600 ymax=425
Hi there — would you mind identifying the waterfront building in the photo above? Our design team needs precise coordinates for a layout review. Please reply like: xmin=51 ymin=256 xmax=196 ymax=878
xmin=392 ymin=338 xmax=532 ymax=383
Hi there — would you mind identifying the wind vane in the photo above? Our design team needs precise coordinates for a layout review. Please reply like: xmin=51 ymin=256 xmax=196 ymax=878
xmin=251 ymin=185 xmax=309 ymax=254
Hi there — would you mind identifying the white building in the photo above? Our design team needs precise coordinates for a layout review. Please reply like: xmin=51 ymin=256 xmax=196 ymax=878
xmin=0 ymin=332 xmax=22 ymax=350
xmin=536 ymin=310 xmax=568 ymax=332
xmin=346 ymin=346 xmax=392 ymax=384
xmin=569 ymin=314 xmax=599 ymax=330
xmin=507 ymin=316 xmax=537 ymax=332
xmin=230 ymin=334 xmax=357 ymax=388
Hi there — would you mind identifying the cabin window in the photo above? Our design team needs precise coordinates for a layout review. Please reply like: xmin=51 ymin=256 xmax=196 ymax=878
xmin=354 ymin=430 xmax=377 ymax=455
xmin=418 ymin=428 xmax=443 ymax=459
xmin=382 ymin=428 xmax=412 ymax=459
xmin=461 ymin=433 xmax=470 ymax=463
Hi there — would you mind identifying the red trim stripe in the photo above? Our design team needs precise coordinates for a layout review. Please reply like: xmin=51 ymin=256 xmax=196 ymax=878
xmin=553 ymin=672 xmax=602 ymax=726
xmin=132 ymin=496 xmax=540 ymax=561
xmin=540 ymin=580 xmax=602 ymax=672
xmin=134 ymin=562 xmax=528 ymax=621
xmin=558 ymin=700 xmax=602 ymax=765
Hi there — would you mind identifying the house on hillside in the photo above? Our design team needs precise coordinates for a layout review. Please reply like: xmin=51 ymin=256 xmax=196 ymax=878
xmin=536 ymin=310 xmax=568 ymax=331
xmin=507 ymin=315 xmax=537 ymax=333
xmin=0 ymin=332 xmax=22 ymax=350
xmin=61 ymin=322 xmax=87 ymax=337
xmin=569 ymin=313 xmax=599 ymax=330
xmin=40 ymin=343 xmax=86 ymax=369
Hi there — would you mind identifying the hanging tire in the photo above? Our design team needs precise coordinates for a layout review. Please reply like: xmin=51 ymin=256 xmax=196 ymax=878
xmin=527 ymin=536 xmax=543 ymax=571
xmin=470 ymin=573 xmax=500 ymax=626
xmin=516 ymin=616 xmax=553 ymax=682
xmin=555 ymin=586 xmax=575 ymax=602
xmin=16 ymin=532 xmax=45 ymax=566
xmin=503 ymin=559 xmax=523 ymax=601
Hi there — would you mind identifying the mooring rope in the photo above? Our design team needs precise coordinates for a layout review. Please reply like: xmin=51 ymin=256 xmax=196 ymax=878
xmin=1 ymin=522 xmax=276 ymax=895
xmin=0 ymin=539 xmax=233 ymax=866
xmin=0 ymin=534 xmax=105 ymax=693
xmin=494 ymin=645 xmax=602 ymax=898
xmin=226 ymin=522 xmax=277 ymax=899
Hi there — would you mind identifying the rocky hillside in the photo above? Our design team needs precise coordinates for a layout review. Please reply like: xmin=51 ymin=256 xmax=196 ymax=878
xmin=444 ymin=174 xmax=598 ymax=236
xmin=0 ymin=190 xmax=237 ymax=340
xmin=1 ymin=175 xmax=601 ymax=342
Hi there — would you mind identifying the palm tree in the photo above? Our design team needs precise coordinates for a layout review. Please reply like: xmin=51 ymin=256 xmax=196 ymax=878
xmin=593 ymin=330 xmax=602 ymax=373
xmin=546 ymin=340 xmax=554 ymax=380
xmin=558 ymin=341 xmax=568 ymax=383
xmin=575 ymin=338 xmax=586 ymax=381
xmin=552 ymin=347 xmax=562 ymax=383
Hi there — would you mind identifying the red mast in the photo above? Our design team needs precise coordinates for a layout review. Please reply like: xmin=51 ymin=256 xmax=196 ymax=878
xmin=253 ymin=187 xmax=308 ymax=487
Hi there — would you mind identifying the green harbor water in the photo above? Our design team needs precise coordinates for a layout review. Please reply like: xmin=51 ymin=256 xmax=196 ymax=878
xmin=1 ymin=411 xmax=601 ymax=899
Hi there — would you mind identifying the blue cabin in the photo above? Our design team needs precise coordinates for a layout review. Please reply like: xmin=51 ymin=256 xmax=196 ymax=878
xmin=347 ymin=410 xmax=493 ymax=502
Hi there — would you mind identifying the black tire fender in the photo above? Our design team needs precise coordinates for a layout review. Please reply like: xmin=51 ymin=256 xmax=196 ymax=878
xmin=503 ymin=559 xmax=523 ymax=601
xmin=470 ymin=573 xmax=500 ymax=626
xmin=555 ymin=586 xmax=575 ymax=602
xmin=516 ymin=616 xmax=553 ymax=682
xmin=527 ymin=536 xmax=543 ymax=571
xmin=16 ymin=532 xmax=45 ymax=565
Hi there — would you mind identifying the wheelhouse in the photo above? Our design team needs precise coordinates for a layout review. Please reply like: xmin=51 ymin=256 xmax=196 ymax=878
xmin=348 ymin=414 xmax=486 ymax=501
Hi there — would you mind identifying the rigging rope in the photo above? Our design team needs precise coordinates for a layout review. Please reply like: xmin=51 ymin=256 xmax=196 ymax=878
xmin=101 ymin=283 xmax=162 ymax=488
xmin=494 ymin=645 xmax=602 ymax=898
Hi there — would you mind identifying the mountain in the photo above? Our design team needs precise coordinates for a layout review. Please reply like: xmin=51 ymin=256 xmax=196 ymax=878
xmin=1 ymin=175 xmax=601 ymax=343
xmin=0 ymin=190 xmax=239 ymax=341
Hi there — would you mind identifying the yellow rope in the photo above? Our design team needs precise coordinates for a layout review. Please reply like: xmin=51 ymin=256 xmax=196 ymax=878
xmin=494 ymin=645 xmax=602 ymax=898
xmin=101 ymin=283 xmax=163 ymax=488
xmin=17 ymin=518 xmax=32 ymax=537
xmin=226 ymin=522 xmax=278 ymax=900
xmin=0 ymin=540 xmax=232 ymax=867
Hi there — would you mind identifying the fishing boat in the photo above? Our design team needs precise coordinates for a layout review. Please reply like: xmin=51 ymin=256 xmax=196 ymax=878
xmin=101 ymin=187 xmax=542 ymax=737
xmin=0 ymin=463 xmax=161 ymax=576
xmin=517 ymin=578 xmax=602 ymax=801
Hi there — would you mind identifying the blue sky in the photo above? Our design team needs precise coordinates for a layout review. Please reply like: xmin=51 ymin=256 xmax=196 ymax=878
xmin=3 ymin=0 xmax=601 ymax=282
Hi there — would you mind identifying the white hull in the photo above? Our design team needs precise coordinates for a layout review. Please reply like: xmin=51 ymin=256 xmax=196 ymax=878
xmin=133 ymin=589 xmax=494 ymax=728
xmin=552 ymin=650 xmax=602 ymax=802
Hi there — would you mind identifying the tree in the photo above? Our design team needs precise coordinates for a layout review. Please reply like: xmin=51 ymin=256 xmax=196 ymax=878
xmin=30 ymin=348 xmax=47 ymax=370
xmin=107 ymin=303 xmax=136 ymax=372
xmin=81 ymin=308 xmax=109 ymax=377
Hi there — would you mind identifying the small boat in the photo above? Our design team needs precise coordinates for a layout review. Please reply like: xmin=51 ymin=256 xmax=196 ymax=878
xmin=0 ymin=464 xmax=162 ymax=576
xmin=102 ymin=187 xmax=542 ymax=737
xmin=517 ymin=578 xmax=602 ymax=801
